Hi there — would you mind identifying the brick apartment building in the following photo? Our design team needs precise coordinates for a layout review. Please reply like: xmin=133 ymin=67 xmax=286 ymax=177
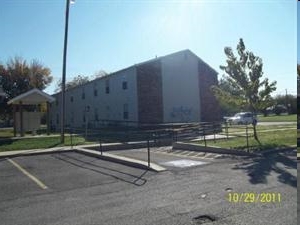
xmin=50 ymin=49 xmax=220 ymax=129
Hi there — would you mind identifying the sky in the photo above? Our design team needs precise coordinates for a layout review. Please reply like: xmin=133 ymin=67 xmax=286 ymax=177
xmin=298 ymin=1 xmax=300 ymax=63
xmin=0 ymin=0 xmax=297 ymax=96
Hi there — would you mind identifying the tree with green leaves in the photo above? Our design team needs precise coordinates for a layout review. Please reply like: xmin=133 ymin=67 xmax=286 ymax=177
xmin=216 ymin=75 xmax=243 ymax=116
xmin=273 ymin=94 xmax=297 ymax=115
xmin=212 ymin=38 xmax=277 ymax=144
xmin=297 ymin=64 xmax=300 ymax=124
xmin=297 ymin=64 xmax=300 ymax=96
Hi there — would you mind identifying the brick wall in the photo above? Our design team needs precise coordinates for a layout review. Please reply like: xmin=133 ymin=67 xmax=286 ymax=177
xmin=198 ymin=62 xmax=221 ymax=122
xmin=136 ymin=60 xmax=164 ymax=123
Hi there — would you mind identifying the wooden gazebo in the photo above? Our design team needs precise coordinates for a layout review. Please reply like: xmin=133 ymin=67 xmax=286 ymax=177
xmin=7 ymin=89 xmax=55 ymax=137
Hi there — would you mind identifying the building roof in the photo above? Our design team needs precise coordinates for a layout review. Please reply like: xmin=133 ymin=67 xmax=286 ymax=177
xmin=7 ymin=88 xmax=55 ymax=105
xmin=53 ymin=49 xmax=217 ymax=96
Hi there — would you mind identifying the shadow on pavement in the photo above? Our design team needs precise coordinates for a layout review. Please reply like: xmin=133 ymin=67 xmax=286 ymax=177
xmin=232 ymin=150 xmax=296 ymax=187
xmin=51 ymin=152 xmax=149 ymax=186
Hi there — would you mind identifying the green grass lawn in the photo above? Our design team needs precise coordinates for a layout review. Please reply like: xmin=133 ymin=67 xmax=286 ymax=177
xmin=297 ymin=130 xmax=300 ymax=153
xmin=257 ymin=114 xmax=296 ymax=122
xmin=194 ymin=128 xmax=296 ymax=152
xmin=1 ymin=121 xmax=296 ymax=152
xmin=0 ymin=128 xmax=14 ymax=138
xmin=220 ymin=124 xmax=294 ymax=134
xmin=0 ymin=127 xmax=55 ymax=138
xmin=0 ymin=136 xmax=95 ymax=152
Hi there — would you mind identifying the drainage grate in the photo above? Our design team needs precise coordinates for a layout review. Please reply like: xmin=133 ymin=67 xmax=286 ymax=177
xmin=193 ymin=215 xmax=216 ymax=224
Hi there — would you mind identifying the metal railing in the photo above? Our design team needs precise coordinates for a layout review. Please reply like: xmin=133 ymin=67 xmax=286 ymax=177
xmin=63 ymin=120 xmax=255 ymax=163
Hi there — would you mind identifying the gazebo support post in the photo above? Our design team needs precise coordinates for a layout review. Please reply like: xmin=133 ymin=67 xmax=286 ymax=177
xmin=13 ymin=104 xmax=16 ymax=137
xmin=47 ymin=102 xmax=50 ymax=135
xmin=19 ymin=101 xmax=24 ymax=137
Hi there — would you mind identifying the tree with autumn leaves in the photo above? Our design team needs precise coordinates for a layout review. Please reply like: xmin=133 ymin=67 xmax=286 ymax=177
xmin=0 ymin=57 xmax=53 ymax=121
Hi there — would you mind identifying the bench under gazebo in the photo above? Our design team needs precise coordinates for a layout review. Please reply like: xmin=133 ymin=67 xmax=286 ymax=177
xmin=7 ymin=88 xmax=55 ymax=137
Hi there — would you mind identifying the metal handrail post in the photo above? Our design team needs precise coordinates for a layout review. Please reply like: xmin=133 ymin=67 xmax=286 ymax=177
xmin=203 ymin=126 xmax=206 ymax=147
xmin=99 ymin=139 xmax=103 ymax=155
xmin=147 ymin=139 xmax=150 ymax=168
xmin=213 ymin=122 xmax=216 ymax=143
xmin=70 ymin=128 xmax=73 ymax=149
xmin=246 ymin=126 xmax=249 ymax=152
xmin=226 ymin=122 xmax=229 ymax=139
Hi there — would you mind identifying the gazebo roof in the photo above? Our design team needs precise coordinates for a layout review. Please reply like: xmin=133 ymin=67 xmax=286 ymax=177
xmin=7 ymin=88 xmax=55 ymax=105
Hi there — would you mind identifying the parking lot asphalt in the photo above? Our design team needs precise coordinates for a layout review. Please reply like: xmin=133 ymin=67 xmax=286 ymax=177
xmin=297 ymin=160 xmax=300 ymax=225
xmin=0 ymin=150 xmax=297 ymax=225
xmin=1 ymin=152 xmax=152 ymax=198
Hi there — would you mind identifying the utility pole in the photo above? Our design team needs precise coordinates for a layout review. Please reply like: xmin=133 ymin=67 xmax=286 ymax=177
xmin=60 ymin=0 xmax=71 ymax=143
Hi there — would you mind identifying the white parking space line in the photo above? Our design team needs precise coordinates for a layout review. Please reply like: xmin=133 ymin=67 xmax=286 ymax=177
xmin=161 ymin=159 xmax=208 ymax=168
xmin=196 ymin=153 xmax=206 ymax=157
xmin=7 ymin=158 xmax=48 ymax=190
xmin=178 ymin=151 xmax=191 ymax=155
xmin=204 ymin=153 xmax=213 ymax=158
xmin=153 ymin=150 xmax=215 ymax=160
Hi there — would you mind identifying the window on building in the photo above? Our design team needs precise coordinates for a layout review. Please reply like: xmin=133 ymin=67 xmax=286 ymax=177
xmin=106 ymin=106 xmax=110 ymax=119
xmin=122 ymin=81 xmax=127 ymax=90
xmin=123 ymin=104 xmax=128 ymax=119
xmin=94 ymin=89 xmax=98 ymax=96
xmin=70 ymin=96 xmax=73 ymax=102
xmin=83 ymin=114 xmax=86 ymax=123
xmin=105 ymin=80 xmax=110 ymax=94
xmin=56 ymin=114 xmax=59 ymax=124
xmin=94 ymin=108 xmax=99 ymax=121
xmin=55 ymin=99 xmax=58 ymax=106
xmin=71 ymin=112 xmax=74 ymax=123
xmin=82 ymin=92 xmax=85 ymax=99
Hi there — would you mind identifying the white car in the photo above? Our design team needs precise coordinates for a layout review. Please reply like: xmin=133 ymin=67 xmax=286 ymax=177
xmin=226 ymin=112 xmax=257 ymax=125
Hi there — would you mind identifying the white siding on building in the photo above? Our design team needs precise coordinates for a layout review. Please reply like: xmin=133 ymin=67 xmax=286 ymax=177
xmin=49 ymin=49 xmax=218 ymax=129
xmin=161 ymin=51 xmax=200 ymax=123
xmin=50 ymin=67 xmax=139 ymax=129
xmin=98 ymin=67 xmax=138 ymax=122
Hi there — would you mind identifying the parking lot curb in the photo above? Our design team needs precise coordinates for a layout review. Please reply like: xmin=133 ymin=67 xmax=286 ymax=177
xmin=0 ymin=147 xmax=73 ymax=158
xmin=75 ymin=147 xmax=167 ymax=172
xmin=173 ymin=142 xmax=296 ymax=157
xmin=173 ymin=142 xmax=258 ymax=156
xmin=82 ymin=141 xmax=172 ymax=151
xmin=0 ymin=146 xmax=166 ymax=172
xmin=0 ymin=147 xmax=167 ymax=172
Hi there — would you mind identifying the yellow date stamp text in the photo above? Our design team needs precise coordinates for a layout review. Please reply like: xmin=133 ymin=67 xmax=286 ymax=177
xmin=227 ymin=192 xmax=281 ymax=203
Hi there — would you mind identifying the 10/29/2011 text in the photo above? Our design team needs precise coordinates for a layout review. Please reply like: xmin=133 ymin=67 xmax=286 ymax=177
xmin=227 ymin=192 xmax=281 ymax=203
